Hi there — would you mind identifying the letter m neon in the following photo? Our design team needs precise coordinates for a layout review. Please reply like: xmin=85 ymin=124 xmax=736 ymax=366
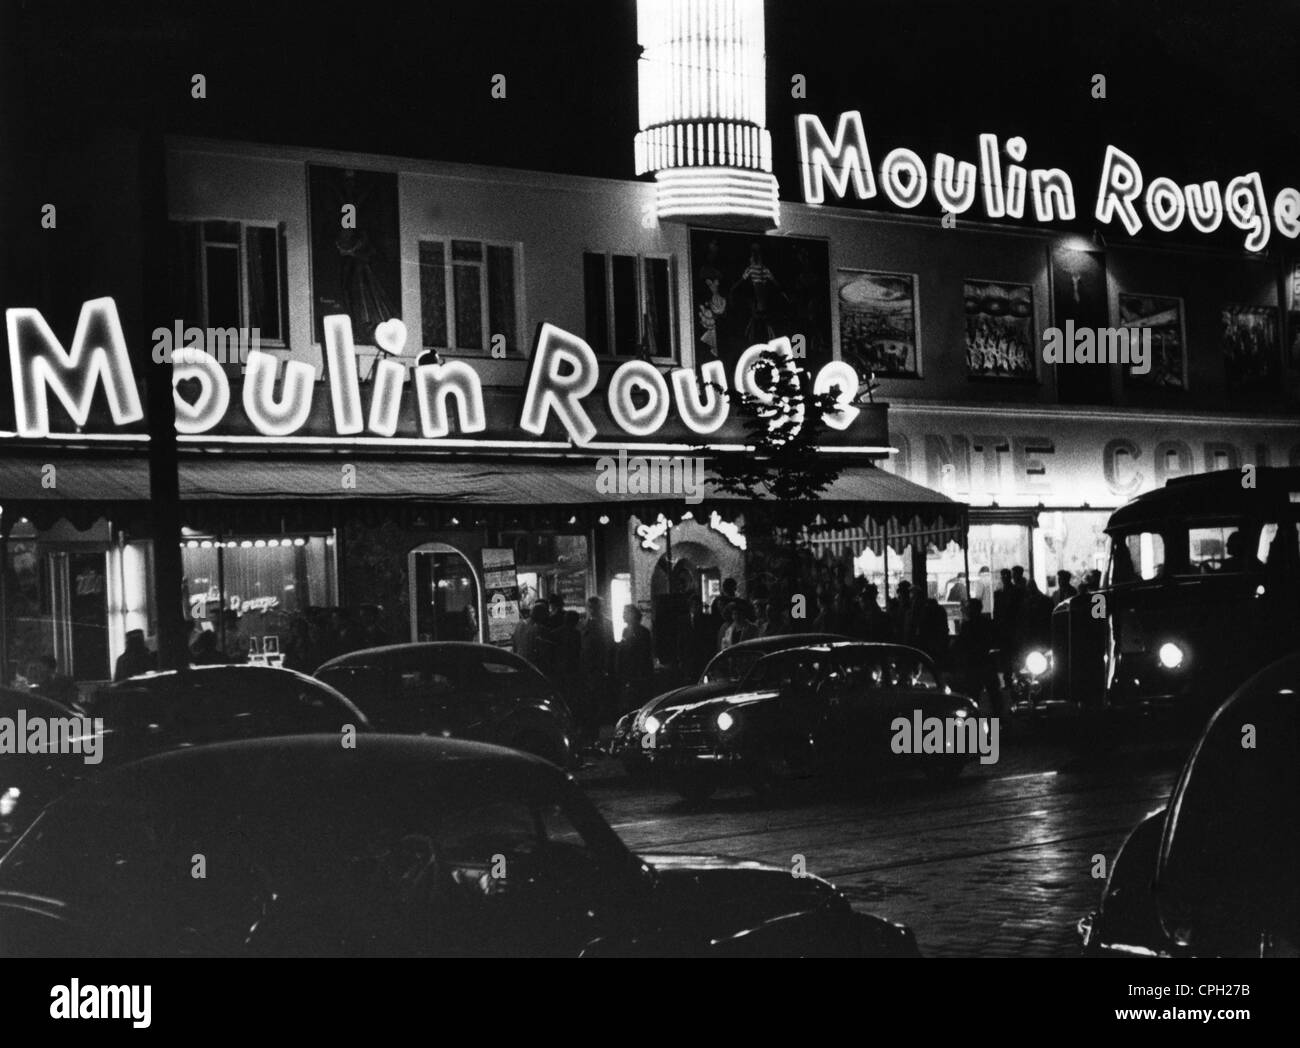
xmin=796 ymin=111 xmax=877 ymax=204
xmin=6 ymin=298 xmax=143 ymax=437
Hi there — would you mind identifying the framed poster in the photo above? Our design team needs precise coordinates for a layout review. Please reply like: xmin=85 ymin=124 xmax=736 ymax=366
xmin=964 ymin=280 xmax=1036 ymax=380
xmin=481 ymin=548 xmax=521 ymax=647
xmin=1221 ymin=304 xmax=1279 ymax=392
xmin=1118 ymin=293 xmax=1187 ymax=389
xmin=1289 ymin=263 xmax=1300 ymax=369
xmin=836 ymin=270 xmax=920 ymax=378
xmin=308 ymin=164 xmax=402 ymax=346
xmin=689 ymin=228 xmax=832 ymax=372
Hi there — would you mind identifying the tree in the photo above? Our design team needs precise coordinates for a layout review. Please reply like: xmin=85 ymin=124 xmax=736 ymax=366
xmin=702 ymin=345 xmax=851 ymax=608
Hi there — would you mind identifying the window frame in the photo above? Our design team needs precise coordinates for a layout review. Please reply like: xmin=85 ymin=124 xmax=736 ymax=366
xmin=172 ymin=216 xmax=290 ymax=350
xmin=418 ymin=235 xmax=523 ymax=356
xmin=584 ymin=250 xmax=678 ymax=362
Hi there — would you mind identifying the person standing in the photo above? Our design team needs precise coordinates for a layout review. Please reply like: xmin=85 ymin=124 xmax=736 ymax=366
xmin=615 ymin=605 xmax=654 ymax=715
xmin=717 ymin=603 xmax=757 ymax=651
xmin=113 ymin=630 xmax=157 ymax=682
xmin=512 ymin=602 xmax=553 ymax=673
xmin=578 ymin=597 xmax=615 ymax=740
xmin=1054 ymin=570 xmax=1078 ymax=605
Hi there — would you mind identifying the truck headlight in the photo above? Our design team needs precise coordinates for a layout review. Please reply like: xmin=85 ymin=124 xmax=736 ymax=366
xmin=644 ymin=715 xmax=661 ymax=735
xmin=716 ymin=711 xmax=735 ymax=732
xmin=1158 ymin=642 xmax=1184 ymax=669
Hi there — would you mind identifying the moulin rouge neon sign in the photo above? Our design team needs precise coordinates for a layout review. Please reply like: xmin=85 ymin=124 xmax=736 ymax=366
xmin=797 ymin=111 xmax=1300 ymax=252
xmin=4 ymin=298 xmax=868 ymax=443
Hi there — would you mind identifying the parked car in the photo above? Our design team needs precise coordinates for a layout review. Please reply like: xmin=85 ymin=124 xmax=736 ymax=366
xmin=315 ymin=642 xmax=573 ymax=768
xmin=651 ymin=642 xmax=982 ymax=801
xmin=611 ymin=633 xmax=850 ymax=776
xmin=90 ymin=665 xmax=370 ymax=761
xmin=0 ymin=735 xmax=920 ymax=958
xmin=1078 ymin=652 xmax=1299 ymax=958
xmin=0 ymin=687 xmax=101 ymax=855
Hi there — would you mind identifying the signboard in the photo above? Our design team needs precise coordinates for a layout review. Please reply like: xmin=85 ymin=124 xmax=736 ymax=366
xmin=884 ymin=405 xmax=1300 ymax=508
xmin=796 ymin=111 xmax=1300 ymax=253
xmin=481 ymin=548 xmax=521 ymax=646
xmin=0 ymin=300 xmax=890 ymax=454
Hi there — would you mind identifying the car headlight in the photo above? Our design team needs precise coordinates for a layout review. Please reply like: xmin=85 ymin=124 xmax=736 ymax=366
xmin=644 ymin=715 xmax=661 ymax=735
xmin=1157 ymin=642 xmax=1184 ymax=669
xmin=953 ymin=707 xmax=969 ymax=719
xmin=716 ymin=711 xmax=735 ymax=732
xmin=1024 ymin=650 xmax=1049 ymax=677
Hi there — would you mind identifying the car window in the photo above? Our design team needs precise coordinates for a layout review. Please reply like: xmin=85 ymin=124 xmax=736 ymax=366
xmin=317 ymin=663 xmax=386 ymax=706
xmin=1186 ymin=522 xmax=1262 ymax=575
xmin=1109 ymin=530 xmax=1166 ymax=584
xmin=186 ymin=672 xmax=352 ymax=736
xmin=702 ymin=652 xmax=739 ymax=683
xmin=476 ymin=651 xmax=547 ymax=692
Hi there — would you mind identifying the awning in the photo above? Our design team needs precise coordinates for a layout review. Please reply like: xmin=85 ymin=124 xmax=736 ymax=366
xmin=1 ymin=453 xmax=965 ymax=538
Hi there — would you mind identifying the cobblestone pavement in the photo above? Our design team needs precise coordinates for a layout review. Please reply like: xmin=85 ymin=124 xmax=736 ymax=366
xmin=582 ymin=733 xmax=1190 ymax=957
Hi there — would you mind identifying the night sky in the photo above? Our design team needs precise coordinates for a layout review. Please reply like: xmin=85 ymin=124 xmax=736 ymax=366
xmin=6 ymin=0 xmax=1299 ymax=214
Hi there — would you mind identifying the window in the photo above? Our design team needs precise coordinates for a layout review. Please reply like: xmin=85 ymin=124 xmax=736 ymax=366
xmin=583 ymin=252 xmax=675 ymax=358
xmin=1109 ymin=531 xmax=1166 ymax=584
xmin=419 ymin=238 xmax=519 ymax=354
xmin=169 ymin=220 xmax=289 ymax=349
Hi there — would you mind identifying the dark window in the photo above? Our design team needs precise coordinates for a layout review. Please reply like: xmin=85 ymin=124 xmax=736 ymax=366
xmin=583 ymin=252 xmax=609 ymax=354
xmin=612 ymin=255 xmax=638 ymax=356
xmin=245 ymin=226 xmax=286 ymax=343
xmin=583 ymin=252 xmax=676 ymax=359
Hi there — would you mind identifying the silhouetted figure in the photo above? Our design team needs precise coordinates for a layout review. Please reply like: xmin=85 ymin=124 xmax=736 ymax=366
xmin=615 ymin=605 xmax=654 ymax=713
xmin=113 ymin=629 xmax=157 ymax=682
xmin=1055 ymin=570 xmax=1078 ymax=604
xmin=578 ymin=597 xmax=615 ymax=739
xmin=717 ymin=603 xmax=757 ymax=651
xmin=949 ymin=599 xmax=1000 ymax=714
xmin=513 ymin=602 xmax=554 ymax=674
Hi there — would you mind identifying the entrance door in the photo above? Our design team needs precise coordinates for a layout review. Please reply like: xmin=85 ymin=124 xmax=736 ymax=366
xmin=408 ymin=545 xmax=482 ymax=643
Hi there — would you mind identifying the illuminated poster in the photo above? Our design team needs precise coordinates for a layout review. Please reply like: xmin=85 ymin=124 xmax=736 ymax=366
xmin=1289 ymin=264 xmax=1300 ymax=369
xmin=1118 ymin=294 xmax=1186 ymax=389
xmin=964 ymin=280 xmax=1036 ymax=380
xmin=308 ymin=165 xmax=402 ymax=346
xmin=836 ymin=270 xmax=920 ymax=379
xmin=481 ymin=548 xmax=521 ymax=646
xmin=689 ymin=229 xmax=831 ymax=372
xmin=1221 ymin=304 xmax=1279 ymax=392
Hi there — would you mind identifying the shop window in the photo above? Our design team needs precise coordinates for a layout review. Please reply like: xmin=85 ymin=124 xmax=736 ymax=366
xmin=502 ymin=533 xmax=590 ymax=613
xmin=582 ymin=251 xmax=675 ymax=359
xmin=419 ymin=238 xmax=519 ymax=355
xmin=181 ymin=534 xmax=337 ymax=656
xmin=169 ymin=220 xmax=289 ymax=349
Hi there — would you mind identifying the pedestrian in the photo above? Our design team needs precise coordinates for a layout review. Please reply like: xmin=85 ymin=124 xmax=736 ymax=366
xmin=513 ymin=602 xmax=554 ymax=673
xmin=860 ymin=584 xmax=892 ymax=641
xmin=717 ymin=603 xmax=757 ymax=650
xmin=579 ymin=597 xmax=615 ymax=741
xmin=190 ymin=627 xmax=229 ymax=666
xmin=1054 ymin=570 xmax=1077 ymax=604
xmin=615 ymin=605 xmax=654 ymax=714
xmin=552 ymin=610 xmax=582 ymax=713
xmin=919 ymin=597 xmax=950 ymax=663
xmin=113 ymin=629 xmax=157 ymax=682
xmin=949 ymin=598 xmax=1001 ymax=715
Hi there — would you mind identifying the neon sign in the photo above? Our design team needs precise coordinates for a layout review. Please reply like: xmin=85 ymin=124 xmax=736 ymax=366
xmin=3 ymin=300 xmax=879 ymax=448
xmin=797 ymin=111 xmax=1299 ymax=251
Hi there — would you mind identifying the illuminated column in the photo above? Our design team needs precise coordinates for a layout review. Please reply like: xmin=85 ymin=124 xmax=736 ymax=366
xmin=634 ymin=0 xmax=779 ymax=227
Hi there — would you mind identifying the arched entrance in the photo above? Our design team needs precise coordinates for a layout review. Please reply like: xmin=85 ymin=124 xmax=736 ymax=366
xmin=408 ymin=543 xmax=482 ymax=643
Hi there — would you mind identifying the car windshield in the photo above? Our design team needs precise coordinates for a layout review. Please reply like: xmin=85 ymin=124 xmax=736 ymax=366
xmin=846 ymin=652 xmax=939 ymax=689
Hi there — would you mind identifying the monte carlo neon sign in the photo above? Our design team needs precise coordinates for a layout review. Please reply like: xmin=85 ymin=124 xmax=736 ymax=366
xmin=3 ymin=299 xmax=869 ymax=445
xmin=796 ymin=111 xmax=1300 ymax=252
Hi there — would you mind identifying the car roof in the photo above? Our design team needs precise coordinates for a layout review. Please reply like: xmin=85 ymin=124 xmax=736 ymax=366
xmin=112 ymin=664 xmax=316 ymax=687
xmin=711 ymin=633 xmax=850 ymax=657
xmin=0 ymin=686 xmax=82 ymax=718
xmin=758 ymin=641 xmax=931 ymax=660
xmin=316 ymin=641 xmax=510 ymax=670
xmin=1108 ymin=466 xmax=1300 ymax=533
xmin=48 ymin=734 xmax=561 ymax=809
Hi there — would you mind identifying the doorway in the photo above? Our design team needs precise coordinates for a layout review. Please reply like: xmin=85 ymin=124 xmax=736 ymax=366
xmin=408 ymin=544 xmax=482 ymax=643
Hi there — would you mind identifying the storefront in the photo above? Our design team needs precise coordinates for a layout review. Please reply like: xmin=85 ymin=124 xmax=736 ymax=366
xmin=883 ymin=402 xmax=1300 ymax=597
